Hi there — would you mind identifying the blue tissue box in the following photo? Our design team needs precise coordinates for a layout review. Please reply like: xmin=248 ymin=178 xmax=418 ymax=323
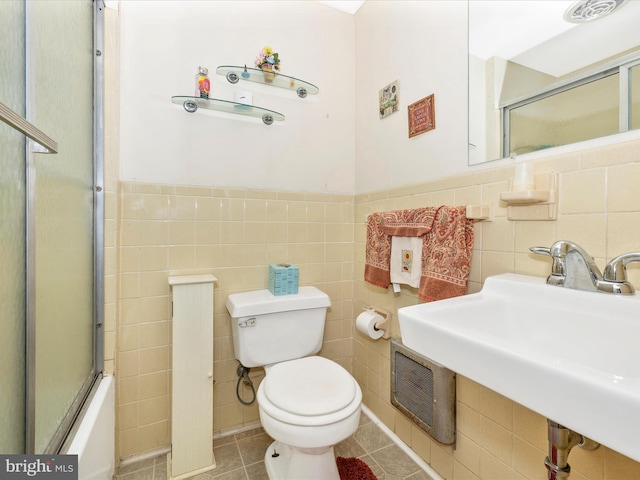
xmin=268 ymin=263 xmax=299 ymax=296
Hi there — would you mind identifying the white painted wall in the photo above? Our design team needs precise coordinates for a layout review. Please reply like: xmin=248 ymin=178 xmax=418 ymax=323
xmin=119 ymin=1 xmax=471 ymax=195
xmin=353 ymin=1 xmax=469 ymax=193
xmin=119 ymin=1 xmax=356 ymax=193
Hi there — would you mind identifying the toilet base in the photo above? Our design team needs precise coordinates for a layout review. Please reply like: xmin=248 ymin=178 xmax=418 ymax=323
xmin=264 ymin=440 xmax=340 ymax=480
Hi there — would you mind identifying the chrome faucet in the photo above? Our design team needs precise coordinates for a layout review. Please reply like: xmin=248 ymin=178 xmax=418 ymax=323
xmin=530 ymin=240 xmax=640 ymax=295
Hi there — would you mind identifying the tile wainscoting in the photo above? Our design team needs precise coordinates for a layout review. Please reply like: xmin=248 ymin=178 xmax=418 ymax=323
xmin=114 ymin=181 xmax=355 ymax=458
xmin=353 ymin=138 xmax=640 ymax=480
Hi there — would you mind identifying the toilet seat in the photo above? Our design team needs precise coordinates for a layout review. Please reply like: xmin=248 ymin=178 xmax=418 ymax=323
xmin=265 ymin=356 xmax=355 ymax=416
xmin=258 ymin=356 xmax=361 ymax=427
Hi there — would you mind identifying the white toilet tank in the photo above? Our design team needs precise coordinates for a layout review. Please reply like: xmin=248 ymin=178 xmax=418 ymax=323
xmin=225 ymin=286 xmax=331 ymax=368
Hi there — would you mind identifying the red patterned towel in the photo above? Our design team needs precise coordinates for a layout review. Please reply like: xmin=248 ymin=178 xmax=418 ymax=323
xmin=364 ymin=206 xmax=474 ymax=301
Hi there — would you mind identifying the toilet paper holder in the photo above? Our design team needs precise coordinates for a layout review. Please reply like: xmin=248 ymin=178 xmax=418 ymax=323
xmin=365 ymin=306 xmax=391 ymax=339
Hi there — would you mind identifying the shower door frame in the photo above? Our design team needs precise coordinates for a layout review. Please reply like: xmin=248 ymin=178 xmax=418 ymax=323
xmin=20 ymin=0 xmax=105 ymax=455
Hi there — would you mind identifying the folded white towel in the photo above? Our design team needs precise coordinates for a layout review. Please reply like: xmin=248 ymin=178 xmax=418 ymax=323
xmin=390 ymin=236 xmax=422 ymax=288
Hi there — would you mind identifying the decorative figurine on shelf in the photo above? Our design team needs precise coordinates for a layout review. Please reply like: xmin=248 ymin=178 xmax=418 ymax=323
xmin=241 ymin=64 xmax=250 ymax=79
xmin=195 ymin=66 xmax=210 ymax=98
xmin=255 ymin=45 xmax=280 ymax=83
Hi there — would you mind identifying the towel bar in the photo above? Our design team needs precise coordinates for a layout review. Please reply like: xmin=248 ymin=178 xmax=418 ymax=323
xmin=364 ymin=204 xmax=492 ymax=222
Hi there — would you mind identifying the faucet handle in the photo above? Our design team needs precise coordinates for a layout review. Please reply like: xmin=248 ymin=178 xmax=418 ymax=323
xmin=603 ymin=252 xmax=640 ymax=283
xmin=530 ymin=246 xmax=565 ymax=285
xmin=529 ymin=246 xmax=551 ymax=256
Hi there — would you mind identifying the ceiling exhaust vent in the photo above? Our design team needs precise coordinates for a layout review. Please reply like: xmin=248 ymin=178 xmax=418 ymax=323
xmin=564 ymin=0 xmax=627 ymax=23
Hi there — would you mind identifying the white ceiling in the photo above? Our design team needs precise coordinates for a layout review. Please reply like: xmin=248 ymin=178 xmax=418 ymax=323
xmin=316 ymin=0 xmax=365 ymax=15
xmin=320 ymin=1 xmax=640 ymax=76
xmin=469 ymin=0 xmax=640 ymax=77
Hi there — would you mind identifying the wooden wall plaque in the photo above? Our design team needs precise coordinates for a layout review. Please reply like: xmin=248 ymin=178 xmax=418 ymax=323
xmin=408 ymin=94 xmax=435 ymax=138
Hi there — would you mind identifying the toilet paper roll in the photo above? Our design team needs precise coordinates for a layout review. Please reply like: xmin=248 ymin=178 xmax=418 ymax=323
xmin=356 ymin=310 xmax=385 ymax=340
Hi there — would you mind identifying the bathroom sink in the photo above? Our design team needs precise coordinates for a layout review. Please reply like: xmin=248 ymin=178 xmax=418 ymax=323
xmin=398 ymin=273 xmax=640 ymax=462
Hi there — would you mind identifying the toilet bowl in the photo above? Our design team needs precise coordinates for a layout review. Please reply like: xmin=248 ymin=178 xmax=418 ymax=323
xmin=257 ymin=356 xmax=362 ymax=479
xmin=225 ymin=286 xmax=362 ymax=479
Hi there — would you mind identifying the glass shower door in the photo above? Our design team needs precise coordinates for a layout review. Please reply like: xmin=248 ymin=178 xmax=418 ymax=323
xmin=29 ymin=0 xmax=96 ymax=453
xmin=0 ymin=0 xmax=27 ymax=454
xmin=0 ymin=0 xmax=99 ymax=454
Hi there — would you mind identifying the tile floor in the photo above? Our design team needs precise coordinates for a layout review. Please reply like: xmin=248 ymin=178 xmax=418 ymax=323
xmin=114 ymin=411 xmax=435 ymax=480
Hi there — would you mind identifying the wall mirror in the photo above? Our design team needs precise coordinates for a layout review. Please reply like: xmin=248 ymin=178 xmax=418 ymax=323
xmin=469 ymin=0 xmax=640 ymax=165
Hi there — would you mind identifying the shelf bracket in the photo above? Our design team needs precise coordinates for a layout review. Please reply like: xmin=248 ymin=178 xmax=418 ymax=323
xmin=226 ymin=72 xmax=239 ymax=84
xmin=465 ymin=204 xmax=493 ymax=222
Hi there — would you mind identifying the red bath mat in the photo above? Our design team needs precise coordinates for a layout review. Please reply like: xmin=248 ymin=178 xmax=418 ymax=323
xmin=337 ymin=457 xmax=378 ymax=480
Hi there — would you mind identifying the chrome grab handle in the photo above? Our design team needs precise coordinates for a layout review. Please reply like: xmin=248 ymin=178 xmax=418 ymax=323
xmin=0 ymin=101 xmax=58 ymax=153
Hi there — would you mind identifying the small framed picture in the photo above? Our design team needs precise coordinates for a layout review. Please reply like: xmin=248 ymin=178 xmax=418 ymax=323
xmin=379 ymin=80 xmax=399 ymax=119
xmin=408 ymin=94 xmax=435 ymax=138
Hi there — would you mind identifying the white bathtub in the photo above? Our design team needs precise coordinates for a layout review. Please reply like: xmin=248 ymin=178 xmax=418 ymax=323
xmin=66 ymin=375 xmax=115 ymax=480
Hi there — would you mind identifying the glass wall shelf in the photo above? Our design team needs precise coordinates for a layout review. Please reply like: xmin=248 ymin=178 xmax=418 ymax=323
xmin=171 ymin=96 xmax=285 ymax=125
xmin=216 ymin=65 xmax=319 ymax=98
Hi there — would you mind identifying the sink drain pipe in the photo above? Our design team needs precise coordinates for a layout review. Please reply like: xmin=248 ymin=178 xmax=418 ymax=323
xmin=545 ymin=420 xmax=599 ymax=479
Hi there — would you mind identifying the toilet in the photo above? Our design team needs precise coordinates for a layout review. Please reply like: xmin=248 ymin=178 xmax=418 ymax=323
xmin=225 ymin=286 xmax=362 ymax=480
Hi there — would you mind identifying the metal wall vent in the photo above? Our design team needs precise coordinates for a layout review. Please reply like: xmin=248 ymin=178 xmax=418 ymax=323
xmin=563 ymin=0 xmax=627 ymax=23
xmin=390 ymin=339 xmax=455 ymax=445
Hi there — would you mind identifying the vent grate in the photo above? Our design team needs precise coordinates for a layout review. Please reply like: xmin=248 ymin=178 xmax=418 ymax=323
xmin=395 ymin=352 xmax=434 ymax=427
xmin=391 ymin=339 xmax=456 ymax=445
xmin=563 ymin=0 xmax=627 ymax=23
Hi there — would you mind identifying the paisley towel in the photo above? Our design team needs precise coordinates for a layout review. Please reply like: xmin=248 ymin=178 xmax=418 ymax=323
xmin=364 ymin=206 xmax=474 ymax=302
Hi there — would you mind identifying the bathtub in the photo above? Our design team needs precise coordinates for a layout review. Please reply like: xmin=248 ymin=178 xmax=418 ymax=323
xmin=65 ymin=375 xmax=115 ymax=480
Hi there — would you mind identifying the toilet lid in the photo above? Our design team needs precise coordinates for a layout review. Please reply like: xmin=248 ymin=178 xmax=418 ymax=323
xmin=263 ymin=356 xmax=356 ymax=417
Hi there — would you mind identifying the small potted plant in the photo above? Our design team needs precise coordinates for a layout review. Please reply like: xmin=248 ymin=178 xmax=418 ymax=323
xmin=255 ymin=45 xmax=280 ymax=83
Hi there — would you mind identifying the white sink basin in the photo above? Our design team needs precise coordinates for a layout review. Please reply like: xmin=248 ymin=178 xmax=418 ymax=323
xmin=398 ymin=273 xmax=640 ymax=462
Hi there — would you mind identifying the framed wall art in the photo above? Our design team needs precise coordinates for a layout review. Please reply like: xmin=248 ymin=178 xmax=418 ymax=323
xmin=379 ymin=80 xmax=399 ymax=119
xmin=408 ymin=94 xmax=435 ymax=138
